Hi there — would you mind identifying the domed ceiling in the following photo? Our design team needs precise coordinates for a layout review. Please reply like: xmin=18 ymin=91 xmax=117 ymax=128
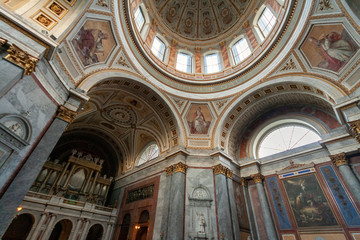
xmin=150 ymin=0 xmax=251 ymax=42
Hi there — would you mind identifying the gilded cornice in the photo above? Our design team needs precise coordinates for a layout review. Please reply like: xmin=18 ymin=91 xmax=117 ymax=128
xmin=250 ymin=173 xmax=264 ymax=184
xmin=330 ymin=152 xmax=348 ymax=167
xmin=349 ymin=120 xmax=360 ymax=143
xmin=165 ymin=165 xmax=174 ymax=175
xmin=5 ymin=44 xmax=39 ymax=75
xmin=57 ymin=105 xmax=78 ymax=123
xmin=0 ymin=37 xmax=7 ymax=46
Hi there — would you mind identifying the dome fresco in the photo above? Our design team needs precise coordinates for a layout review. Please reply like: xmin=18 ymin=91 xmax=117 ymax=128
xmin=150 ymin=0 xmax=251 ymax=42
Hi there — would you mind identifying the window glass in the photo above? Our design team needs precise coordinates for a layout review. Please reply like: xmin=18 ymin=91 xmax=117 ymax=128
xmin=232 ymin=38 xmax=251 ymax=64
xmin=137 ymin=144 xmax=159 ymax=165
xmin=258 ymin=124 xmax=321 ymax=158
xmin=176 ymin=52 xmax=192 ymax=73
xmin=204 ymin=53 xmax=221 ymax=74
xmin=151 ymin=37 xmax=166 ymax=61
xmin=134 ymin=7 xmax=145 ymax=31
xmin=258 ymin=7 xmax=276 ymax=38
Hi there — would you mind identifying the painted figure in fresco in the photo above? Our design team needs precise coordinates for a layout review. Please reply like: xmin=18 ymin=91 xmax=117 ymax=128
xmin=192 ymin=107 xmax=208 ymax=134
xmin=308 ymin=30 xmax=357 ymax=72
xmin=72 ymin=27 xmax=109 ymax=66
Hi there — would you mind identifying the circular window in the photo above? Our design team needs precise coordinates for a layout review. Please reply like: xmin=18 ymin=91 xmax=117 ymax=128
xmin=257 ymin=124 xmax=321 ymax=158
xmin=137 ymin=143 xmax=159 ymax=166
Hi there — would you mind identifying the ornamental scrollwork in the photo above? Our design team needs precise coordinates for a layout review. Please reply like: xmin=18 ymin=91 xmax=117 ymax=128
xmin=5 ymin=44 xmax=39 ymax=75
xmin=330 ymin=152 xmax=348 ymax=167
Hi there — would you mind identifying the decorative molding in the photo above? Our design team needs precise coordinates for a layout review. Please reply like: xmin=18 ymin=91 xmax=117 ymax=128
xmin=349 ymin=120 xmax=360 ymax=143
xmin=280 ymin=58 xmax=297 ymax=71
xmin=318 ymin=0 xmax=334 ymax=11
xmin=0 ymin=37 xmax=7 ymax=47
xmin=330 ymin=152 xmax=348 ymax=167
xmin=5 ymin=44 xmax=39 ymax=75
xmin=173 ymin=162 xmax=188 ymax=174
xmin=0 ymin=124 xmax=29 ymax=150
xmin=281 ymin=160 xmax=307 ymax=171
xmin=96 ymin=0 xmax=108 ymax=7
xmin=240 ymin=177 xmax=248 ymax=186
xmin=250 ymin=173 xmax=264 ymax=183
xmin=57 ymin=105 xmax=77 ymax=123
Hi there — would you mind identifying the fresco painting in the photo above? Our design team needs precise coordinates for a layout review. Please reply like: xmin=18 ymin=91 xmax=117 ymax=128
xmin=301 ymin=24 xmax=358 ymax=72
xmin=72 ymin=20 xmax=115 ymax=67
xmin=299 ymin=233 xmax=347 ymax=240
xmin=282 ymin=174 xmax=338 ymax=228
xmin=186 ymin=104 xmax=212 ymax=135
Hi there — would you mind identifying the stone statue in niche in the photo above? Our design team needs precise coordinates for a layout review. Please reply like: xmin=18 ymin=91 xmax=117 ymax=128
xmin=188 ymin=186 xmax=214 ymax=240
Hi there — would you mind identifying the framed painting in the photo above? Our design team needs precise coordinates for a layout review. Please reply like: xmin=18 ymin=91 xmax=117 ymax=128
xmin=282 ymin=174 xmax=338 ymax=228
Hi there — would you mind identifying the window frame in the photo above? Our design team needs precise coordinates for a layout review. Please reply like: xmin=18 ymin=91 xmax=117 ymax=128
xmin=151 ymin=35 xmax=167 ymax=62
xmin=136 ymin=142 xmax=160 ymax=166
xmin=204 ymin=51 xmax=222 ymax=74
xmin=230 ymin=36 xmax=252 ymax=65
xmin=176 ymin=51 xmax=193 ymax=73
xmin=253 ymin=5 xmax=277 ymax=42
xmin=134 ymin=6 xmax=145 ymax=32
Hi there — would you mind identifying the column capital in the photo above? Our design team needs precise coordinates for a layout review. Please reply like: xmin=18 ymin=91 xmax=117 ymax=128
xmin=250 ymin=173 xmax=264 ymax=183
xmin=349 ymin=120 xmax=360 ymax=143
xmin=219 ymin=41 xmax=226 ymax=47
xmin=212 ymin=164 xmax=232 ymax=178
xmin=330 ymin=152 xmax=348 ymax=167
xmin=57 ymin=105 xmax=78 ymax=123
xmin=0 ymin=37 xmax=8 ymax=47
xmin=173 ymin=162 xmax=188 ymax=174
xmin=5 ymin=44 xmax=39 ymax=75
xmin=240 ymin=177 xmax=248 ymax=186
xmin=165 ymin=165 xmax=174 ymax=175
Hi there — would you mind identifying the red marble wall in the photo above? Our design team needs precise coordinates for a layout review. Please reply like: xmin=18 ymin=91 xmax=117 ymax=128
xmin=249 ymin=184 xmax=268 ymax=240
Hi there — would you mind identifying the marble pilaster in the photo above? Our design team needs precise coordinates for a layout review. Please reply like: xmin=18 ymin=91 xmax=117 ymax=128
xmin=80 ymin=219 xmax=91 ymax=240
xmin=41 ymin=214 xmax=57 ymax=240
xmin=71 ymin=218 xmax=83 ymax=240
xmin=241 ymin=178 xmax=259 ymax=240
xmin=29 ymin=212 xmax=48 ymax=239
xmin=330 ymin=152 xmax=360 ymax=204
xmin=167 ymin=162 xmax=187 ymax=240
xmin=213 ymin=164 xmax=233 ymax=239
xmin=251 ymin=174 xmax=278 ymax=240
xmin=226 ymin=176 xmax=241 ymax=239
xmin=0 ymin=55 xmax=24 ymax=98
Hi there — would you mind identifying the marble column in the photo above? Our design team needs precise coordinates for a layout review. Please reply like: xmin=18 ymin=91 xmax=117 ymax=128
xmin=213 ymin=164 xmax=234 ymax=240
xmin=251 ymin=173 xmax=278 ymax=240
xmin=241 ymin=178 xmax=258 ymax=240
xmin=71 ymin=218 xmax=83 ymax=240
xmin=330 ymin=152 xmax=360 ymax=204
xmin=103 ymin=223 xmax=113 ymax=239
xmin=160 ymin=166 xmax=173 ymax=239
xmin=41 ymin=214 xmax=57 ymax=240
xmin=80 ymin=219 xmax=90 ymax=240
xmin=0 ymin=40 xmax=38 ymax=98
xmin=167 ymin=162 xmax=187 ymax=240
xmin=0 ymin=105 xmax=77 ymax=237
xmin=29 ymin=212 xmax=48 ymax=239
xmin=226 ymin=171 xmax=241 ymax=240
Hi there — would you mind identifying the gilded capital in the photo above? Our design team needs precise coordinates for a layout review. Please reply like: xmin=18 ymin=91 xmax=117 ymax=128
xmin=240 ymin=177 xmax=248 ymax=186
xmin=165 ymin=165 xmax=174 ymax=175
xmin=330 ymin=152 xmax=348 ymax=167
xmin=173 ymin=162 xmax=188 ymax=174
xmin=5 ymin=44 xmax=39 ymax=75
xmin=0 ymin=37 xmax=8 ymax=47
xmin=226 ymin=169 xmax=233 ymax=179
xmin=213 ymin=164 xmax=229 ymax=176
xmin=57 ymin=105 xmax=77 ymax=123
xmin=349 ymin=120 xmax=360 ymax=143
xmin=250 ymin=173 xmax=264 ymax=183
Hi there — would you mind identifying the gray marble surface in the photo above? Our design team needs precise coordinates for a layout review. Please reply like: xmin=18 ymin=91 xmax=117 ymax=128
xmin=215 ymin=174 xmax=233 ymax=240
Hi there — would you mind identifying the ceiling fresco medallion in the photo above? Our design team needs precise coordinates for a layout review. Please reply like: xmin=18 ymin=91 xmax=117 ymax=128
xmin=71 ymin=19 xmax=115 ymax=67
xmin=186 ymin=104 xmax=213 ymax=135
xmin=300 ymin=24 xmax=359 ymax=73
xmin=102 ymin=105 xmax=136 ymax=127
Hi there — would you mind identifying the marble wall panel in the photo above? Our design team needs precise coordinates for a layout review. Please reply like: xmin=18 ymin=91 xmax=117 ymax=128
xmin=249 ymin=184 xmax=268 ymax=240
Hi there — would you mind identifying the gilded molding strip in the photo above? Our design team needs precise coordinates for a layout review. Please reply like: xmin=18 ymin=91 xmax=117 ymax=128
xmin=57 ymin=105 xmax=77 ymax=123
xmin=330 ymin=152 xmax=348 ymax=167
xmin=5 ymin=44 xmax=39 ymax=75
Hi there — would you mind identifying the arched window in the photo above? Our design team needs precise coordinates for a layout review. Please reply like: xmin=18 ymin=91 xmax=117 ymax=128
xmin=176 ymin=52 xmax=192 ymax=73
xmin=257 ymin=7 xmax=276 ymax=39
xmin=231 ymin=38 xmax=251 ymax=64
xmin=134 ymin=7 xmax=145 ymax=32
xmin=137 ymin=143 xmax=159 ymax=165
xmin=204 ymin=53 xmax=221 ymax=74
xmin=257 ymin=124 xmax=321 ymax=158
xmin=151 ymin=36 xmax=166 ymax=61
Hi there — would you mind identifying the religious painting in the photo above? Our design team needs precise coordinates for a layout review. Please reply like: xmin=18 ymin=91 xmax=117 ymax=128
xmin=299 ymin=233 xmax=347 ymax=240
xmin=46 ymin=1 xmax=68 ymax=19
xmin=282 ymin=174 xmax=338 ymax=228
xmin=300 ymin=24 xmax=358 ymax=72
xmin=71 ymin=20 xmax=115 ymax=67
xmin=186 ymin=104 xmax=213 ymax=135
xmin=32 ymin=11 xmax=57 ymax=30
